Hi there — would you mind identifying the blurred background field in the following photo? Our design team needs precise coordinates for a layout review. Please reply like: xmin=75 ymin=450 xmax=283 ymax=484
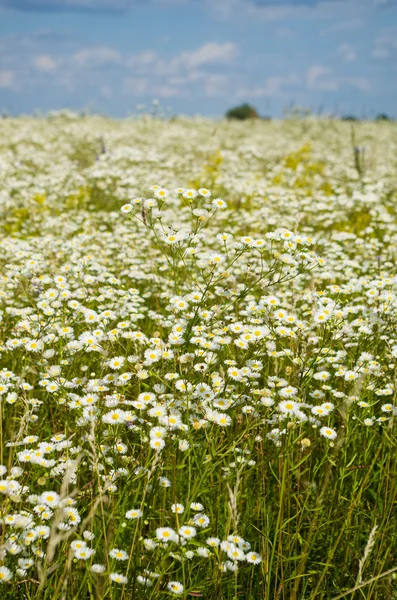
xmin=1 ymin=112 xmax=397 ymax=229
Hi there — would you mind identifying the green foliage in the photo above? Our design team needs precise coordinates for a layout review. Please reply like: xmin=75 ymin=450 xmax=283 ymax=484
xmin=342 ymin=115 xmax=360 ymax=122
xmin=375 ymin=113 xmax=393 ymax=122
xmin=225 ymin=103 xmax=259 ymax=120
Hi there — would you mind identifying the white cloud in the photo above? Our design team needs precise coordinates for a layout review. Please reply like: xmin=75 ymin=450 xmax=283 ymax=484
xmin=178 ymin=42 xmax=237 ymax=69
xmin=126 ymin=51 xmax=157 ymax=72
xmin=307 ymin=65 xmax=370 ymax=91
xmin=372 ymin=29 xmax=397 ymax=59
xmin=0 ymin=36 xmax=238 ymax=103
xmin=33 ymin=54 xmax=57 ymax=72
xmin=307 ymin=66 xmax=335 ymax=89
xmin=326 ymin=17 xmax=364 ymax=31
xmin=156 ymin=85 xmax=181 ymax=98
xmin=237 ymin=73 xmax=300 ymax=97
xmin=0 ymin=69 xmax=16 ymax=89
xmin=372 ymin=46 xmax=390 ymax=58
xmin=151 ymin=42 xmax=237 ymax=77
xmin=72 ymin=46 xmax=121 ymax=68
xmin=212 ymin=0 xmax=306 ymax=21
xmin=123 ymin=76 xmax=180 ymax=98
xmin=126 ymin=42 xmax=237 ymax=84
xmin=209 ymin=0 xmax=376 ymax=23
xmin=123 ymin=77 xmax=150 ymax=95
xmin=336 ymin=43 xmax=356 ymax=62
xmin=204 ymin=73 xmax=229 ymax=96
xmin=343 ymin=76 xmax=370 ymax=91
xmin=100 ymin=84 xmax=113 ymax=98
xmin=123 ymin=43 xmax=236 ymax=99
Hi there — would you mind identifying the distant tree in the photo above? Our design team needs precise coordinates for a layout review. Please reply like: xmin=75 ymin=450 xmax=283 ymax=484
xmin=342 ymin=115 xmax=359 ymax=122
xmin=225 ymin=103 xmax=259 ymax=120
xmin=375 ymin=113 xmax=392 ymax=121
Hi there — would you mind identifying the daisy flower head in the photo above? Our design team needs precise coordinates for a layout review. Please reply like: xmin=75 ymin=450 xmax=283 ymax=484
xmin=314 ymin=313 xmax=328 ymax=324
xmin=125 ymin=508 xmax=143 ymax=519
xmin=179 ymin=526 xmax=197 ymax=539
xmin=102 ymin=409 xmax=126 ymax=424
xmin=241 ymin=236 xmax=254 ymax=246
xmin=220 ymin=540 xmax=233 ymax=552
xmin=223 ymin=560 xmax=238 ymax=572
xmin=212 ymin=198 xmax=227 ymax=209
xmin=109 ymin=356 xmax=125 ymax=370
xmin=154 ymin=188 xmax=168 ymax=200
xmin=75 ymin=547 xmax=95 ymax=560
xmin=215 ymin=413 xmax=232 ymax=427
xmin=314 ymin=371 xmax=331 ymax=381
xmin=183 ymin=189 xmax=198 ymax=200
xmin=159 ymin=476 xmax=171 ymax=488
xmin=70 ymin=539 xmax=87 ymax=553
xmin=156 ymin=527 xmax=178 ymax=543
xmin=109 ymin=548 xmax=128 ymax=561
xmin=208 ymin=252 xmax=225 ymax=265
xmin=91 ymin=564 xmax=106 ymax=574
xmin=217 ymin=231 xmax=233 ymax=242
xmin=206 ymin=537 xmax=220 ymax=547
xmin=311 ymin=406 xmax=328 ymax=417
xmin=137 ymin=575 xmax=154 ymax=587
xmin=279 ymin=386 xmax=297 ymax=398
xmin=320 ymin=426 xmax=337 ymax=440
xmin=145 ymin=198 xmax=157 ymax=208
xmin=278 ymin=400 xmax=298 ymax=415
xmin=0 ymin=566 xmax=12 ymax=582
xmin=150 ymin=438 xmax=165 ymax=451
xmin=168 ymin=581 xmax=184 ymax=595
xmin=227 ymin=546 xmax=245 ymax=561
xmin=40 ymin=491 xmax=60 ymax=508
xmin=344 ymin=370 xmax=358 ymax=382
xmin=110 ymin=573 xmax=128 ymax=584
xmin=246 ymin=551 xmax=262 ymax=564
xmin=228 ymin=534 xmax=243 ymax=544
xmin=193 ymin=513 xmax=210 ymax=528
xmin=121 ymin=203 xmax=133 ymax=214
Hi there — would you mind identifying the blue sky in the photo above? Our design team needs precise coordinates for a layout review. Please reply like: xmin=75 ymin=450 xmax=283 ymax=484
xmin=0 ymin=0 xmax=396 ymax=117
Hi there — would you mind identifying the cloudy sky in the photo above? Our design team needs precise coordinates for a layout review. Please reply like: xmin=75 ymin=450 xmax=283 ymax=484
xmin=0 ymin=0 xmax=396 ymax=117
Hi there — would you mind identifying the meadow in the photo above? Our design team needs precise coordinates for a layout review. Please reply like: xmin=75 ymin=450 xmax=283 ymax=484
xmin=0 ymin=113 xmax=397 ymax=599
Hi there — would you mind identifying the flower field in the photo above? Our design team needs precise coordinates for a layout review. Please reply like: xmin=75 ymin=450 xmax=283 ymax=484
xmin=1 ymin=113 xmax=397 ymax=599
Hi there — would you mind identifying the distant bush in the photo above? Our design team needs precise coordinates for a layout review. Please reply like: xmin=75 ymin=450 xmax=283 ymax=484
xmin=341 ymin=115 xmax=359 ymax=122
xmin=376 ymin=113 xmax=392 ymax=121
xmin=225 ymin=103 xmax=259 ymax=120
